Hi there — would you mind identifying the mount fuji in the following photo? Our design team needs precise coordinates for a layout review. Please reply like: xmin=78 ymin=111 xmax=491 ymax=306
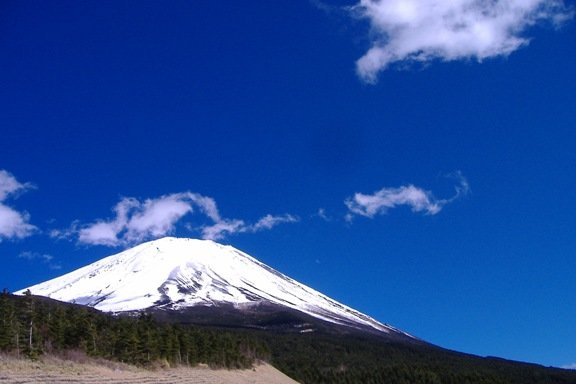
xmin=17 ymin=237 xmax=415 ymax=341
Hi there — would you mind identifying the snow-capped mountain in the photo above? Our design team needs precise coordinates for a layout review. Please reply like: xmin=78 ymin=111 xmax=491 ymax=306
xmin=17 ymin=237 xmax=413 ymax=338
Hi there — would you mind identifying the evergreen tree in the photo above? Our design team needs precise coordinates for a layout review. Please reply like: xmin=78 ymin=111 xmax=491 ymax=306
xmin=0 ymin=290 xmax=16 ymax=350
xmin=21 ymin=290 xmax=38 ymax=358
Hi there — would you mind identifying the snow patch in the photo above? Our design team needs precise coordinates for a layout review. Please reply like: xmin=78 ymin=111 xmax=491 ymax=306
xmin=17 ymin=237 xmax=411 ymax=336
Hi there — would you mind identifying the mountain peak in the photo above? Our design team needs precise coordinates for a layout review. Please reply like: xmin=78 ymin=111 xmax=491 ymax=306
xmin=18 ymin=237 xmax=413 ymax=338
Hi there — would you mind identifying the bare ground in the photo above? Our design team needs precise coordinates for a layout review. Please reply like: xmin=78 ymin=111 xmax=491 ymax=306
xmin=0 ymin=354 xmax=300 ymax=384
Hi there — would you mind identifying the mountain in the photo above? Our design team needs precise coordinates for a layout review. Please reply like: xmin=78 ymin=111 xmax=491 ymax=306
xmin=14 ymin=237 xmax=576 ymax=383
xmin=17 ymin=237 xmax=413 ymax=341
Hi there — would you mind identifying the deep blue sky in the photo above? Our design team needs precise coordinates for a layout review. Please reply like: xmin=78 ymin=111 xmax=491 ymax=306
xmin=1 ymin=0 xmax=575 ymax=368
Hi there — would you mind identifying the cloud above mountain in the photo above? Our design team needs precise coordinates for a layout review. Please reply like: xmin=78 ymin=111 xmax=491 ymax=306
xmin=0 ymin=170 xmax=37 ymax=241
xmin=354 ymin=0 xmax=573 ymax=83
xmin=18 ymin=251 xmax=61 ymax=270
xmin=52 ymin=192 xmax=299 ymax=246
xmin=345 ymin=172 xmax=469 ymax=220
xmin=2 ymin=168 xmax=470 ymax=246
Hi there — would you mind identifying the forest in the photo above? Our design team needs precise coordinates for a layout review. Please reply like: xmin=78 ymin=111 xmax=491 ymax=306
xmin=0 ymin=291 xmax=268 ymax=368
xmin=2 ymin=291 xmax=576 ymax=384
xmin=258 ymin=331 xmax=576 ymax=384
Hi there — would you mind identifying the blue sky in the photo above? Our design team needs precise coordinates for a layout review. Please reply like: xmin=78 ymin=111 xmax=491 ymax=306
xmin=1 ymin=0 xmax=575 ymax=368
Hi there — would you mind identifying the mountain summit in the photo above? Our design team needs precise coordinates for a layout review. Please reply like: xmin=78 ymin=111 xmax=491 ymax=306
xmin=18 ymin=237 xmax=412 ymax=339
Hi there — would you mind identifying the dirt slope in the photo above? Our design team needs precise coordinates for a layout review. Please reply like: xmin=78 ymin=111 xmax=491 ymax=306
xmin=0 ymin=355 xmax=300 ymax=384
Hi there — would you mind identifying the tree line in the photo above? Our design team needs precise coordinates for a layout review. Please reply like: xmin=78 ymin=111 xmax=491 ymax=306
xmin=258 ymin=331 xmax=576 ymax=384
xmin=0 ymin=290 xmax=268 ymax=368
xmin=2 ymin=290 xmax=576 ymax=383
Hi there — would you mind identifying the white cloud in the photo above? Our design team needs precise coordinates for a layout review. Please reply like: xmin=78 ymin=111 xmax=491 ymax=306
xmin=199 ymin=214 xmax=299 ymax=241
xmin=353 ymin=0 xmax=573 ymax=83
xmin=0 ymin=170 xmax=37 ymax=241
xmin=562 ymin=363 xmax=576 ymax=370
xmin=316 ymin=208 xmax=331 ymax=221
xmin=448 ymin=170 xmax=471 ymax=200
xmin=0 ymin=170 xmax=31 ymax=201
xmin=251 ymin=214 xmax=299 ymax=231
xmin=77 ymin=197 xmax=138 ymax=246
xmin=201 ymin=219 xmax=246 ymax=241
xmin=346 ymin=185 xmax=443 ymax=218
xmin=189 ymin=193 xmax=222 ymax=222
xmin=345 ymin=173 xmax=469 ymax=219
xmin=78 ymin=221 xmax=122 ymax=247
xmin=19 ymin=250 xmax=53 ymax=262
xmin=124 ymin=194 xmax=193 ymax=242
xmin=18 ymin=251 xmax=61 ymax=270
xmin=59 ymin=192 xmax=298 ymax=246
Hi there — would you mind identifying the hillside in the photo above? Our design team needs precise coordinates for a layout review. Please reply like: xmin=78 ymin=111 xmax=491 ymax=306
xmin=2 ymin=292 xmax=576 ymax=384
xmin=0 ymin=292 xmax=269 ymax=369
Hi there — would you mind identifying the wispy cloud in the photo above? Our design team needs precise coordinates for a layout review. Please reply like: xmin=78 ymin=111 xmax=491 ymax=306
xmin=252 ymin=214 xmax=299 ymax=231
xmin=200 ymin=219 xmax=246 ymax=242
xmin=200 ymin=214 xmax=299 ymax=241
xmin=345 ymin=172 xmax=469 ymax=220
xmin=18 ymin=251 xmax=61 ymax=270
xmin=0 ymin=170 xmax=37 ymax=241
xmin=54 ymin=192 xmax=299 ymax=246
xmin=353 ymin=0 xmax=574 ymax=83
xmin=346 ymin=185 xmax=443 ymax=218
xmin=561 ymin=363 xmax=576 ymax=370
xmin=315 ymin=208 xmax=332 ymax=222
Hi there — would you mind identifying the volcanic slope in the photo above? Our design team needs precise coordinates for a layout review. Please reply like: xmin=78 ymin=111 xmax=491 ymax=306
xmin=18 ymin=237 xmax=411 ymax=339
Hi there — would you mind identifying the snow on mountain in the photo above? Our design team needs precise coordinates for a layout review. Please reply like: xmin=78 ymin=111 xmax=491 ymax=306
xmin=17 ymin=237 xmax=411 ymax=336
